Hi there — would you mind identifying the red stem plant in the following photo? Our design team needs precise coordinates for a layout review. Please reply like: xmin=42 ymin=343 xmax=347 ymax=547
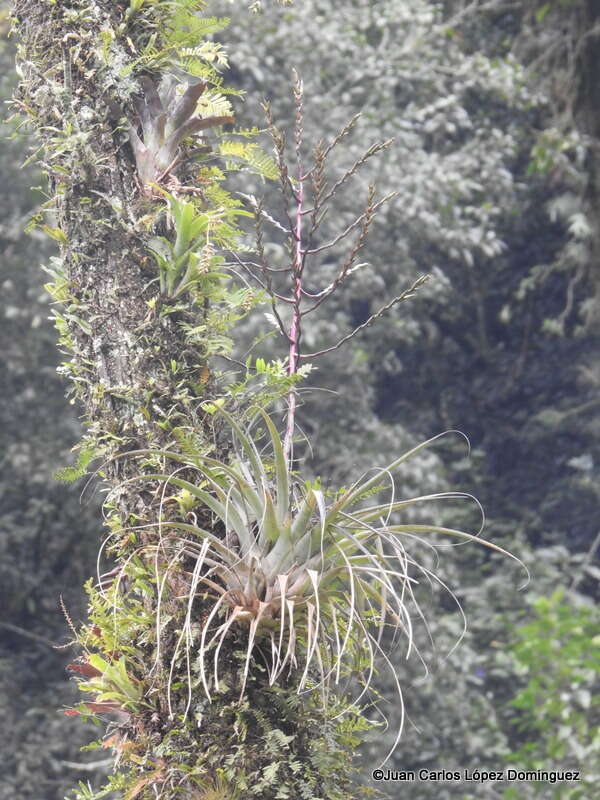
xmin=233 ymin=72 xmax=429 ymax=462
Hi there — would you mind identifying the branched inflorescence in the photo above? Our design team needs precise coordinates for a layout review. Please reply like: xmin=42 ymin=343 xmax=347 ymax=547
xmin=233 ymin=74 xmax=430 ymax=461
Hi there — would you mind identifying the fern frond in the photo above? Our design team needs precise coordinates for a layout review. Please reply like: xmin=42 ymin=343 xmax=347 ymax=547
xmin=196 ymin=92 xmax=234 ymax=118
xmin=167 ymin=13 xmax=230 ymax=44
xmin=126 ymin=6 xmax=231 ymax=78
xmin=181 ymin=42 xmax=229 ymax=68
xmin=218 ymin=140 xmax=278 ymax=180
xmin=230 ymin=126 xmax=262 ymax=138
xmin=55 ymin=442 xmax=98 ymax=483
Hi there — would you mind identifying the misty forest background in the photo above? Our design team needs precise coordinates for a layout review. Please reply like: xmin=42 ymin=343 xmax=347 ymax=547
xmin=1 ymin=1 xmax=599 ymax=798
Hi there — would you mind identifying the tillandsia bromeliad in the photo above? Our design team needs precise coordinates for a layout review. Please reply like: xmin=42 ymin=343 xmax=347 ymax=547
xmin=128 ymin=75 xmax=233 ymax=192
xmin=99 ymin=407 xmax=527 ymax=763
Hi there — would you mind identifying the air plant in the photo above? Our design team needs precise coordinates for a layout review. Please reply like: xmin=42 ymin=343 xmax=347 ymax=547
xmin=113 ymin=408 xmax=524 ymax=761
xmin=128 ymin=75 xmax=233 ymax=189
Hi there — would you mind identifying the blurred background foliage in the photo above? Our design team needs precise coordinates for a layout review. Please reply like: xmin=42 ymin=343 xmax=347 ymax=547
xmin=1 ymin=0 xmax=598 ymax=798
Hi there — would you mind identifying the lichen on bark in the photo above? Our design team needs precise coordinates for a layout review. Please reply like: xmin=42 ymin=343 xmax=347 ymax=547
xmin=14 ymin=0 xmax=213 ymax=462
xmin=11 ymin=1 xmax=376 ymax=797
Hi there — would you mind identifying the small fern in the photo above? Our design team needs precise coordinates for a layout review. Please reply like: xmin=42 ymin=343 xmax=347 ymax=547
xmin=54 ymin=442 xmax=98 ymax=483
xmin=218 ymin=140 xmax=279 ymax=180
xmin=180 ymin=41 xmax=229 ymax=70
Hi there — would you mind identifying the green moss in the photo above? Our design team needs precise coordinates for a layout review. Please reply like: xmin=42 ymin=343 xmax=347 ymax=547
xmin=13 ymin=1 xmax=385 ymax=797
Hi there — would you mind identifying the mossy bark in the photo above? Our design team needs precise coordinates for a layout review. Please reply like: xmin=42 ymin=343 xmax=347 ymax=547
xmin=12 ymin=2 xmax=373 ymax=798
xmin=13 ymin=0 xmax=212 ymax=470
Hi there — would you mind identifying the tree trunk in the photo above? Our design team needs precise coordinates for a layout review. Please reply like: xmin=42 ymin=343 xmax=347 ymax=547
xmin=13 ymin=1 xmax=210 ymax=470
xmin=12 ymin=1 xmax=369 ymax=797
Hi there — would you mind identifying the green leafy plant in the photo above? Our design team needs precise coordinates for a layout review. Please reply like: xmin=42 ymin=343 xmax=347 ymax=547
xmin=502 ymin=590 xmax=600 ymax=799
xmin=148 ymin=191 xmax=246 ymax=297
xmin=124 ymin=5 xmax=277 ymax=194
xmin=63 ymin=571 xmax=154 ymax=723
xmin=136 ymin=4 xmax=231 ymax=75
xmin=75 ymin=654 xmax=144 ymax=709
